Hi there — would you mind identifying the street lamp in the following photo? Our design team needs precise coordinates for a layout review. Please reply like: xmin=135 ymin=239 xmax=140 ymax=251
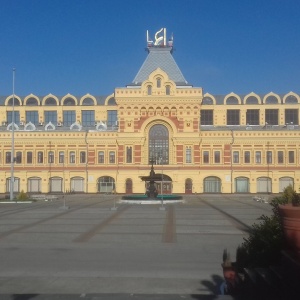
xmin=10 ymin=68 xmax=16 ymax=201
xmin=160 ymin=156 xmax=164 ymax=210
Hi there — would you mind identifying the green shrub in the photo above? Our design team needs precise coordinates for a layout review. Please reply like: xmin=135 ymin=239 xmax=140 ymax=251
xmin=17 ymin=190 xmax=29 ymax=201
xmin=236 ymin=196 xmax=284 ymax=269
xmin=282 ymin=185 xmax=300 ymax=206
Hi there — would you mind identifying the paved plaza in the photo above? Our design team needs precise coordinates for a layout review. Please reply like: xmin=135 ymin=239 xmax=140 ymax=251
xmin=0 ymin=194 xmax=273 ymax=299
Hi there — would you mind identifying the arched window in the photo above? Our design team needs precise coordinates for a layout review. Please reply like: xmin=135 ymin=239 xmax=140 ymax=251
xmin=26 ymin=97 xmax=39 ymax=106
xmin=245 ymin=96 xmax=259 ymax=105
xmin=157 ymin=78 xmax=161 ymax=88
xmin=265 ymin=96 xmax=278 ymax=104
xmin=226 ymin=96 xmax=239 ymax=105
xmin=202 ymin=97 xmax=214 ymax=105
xmin=149 ymin=124 xmax=169 ymax=164
xmin=147 ymin=85 xmax=152 ymax=95
xmin=107 ymin=97 xmax=117 ymax=106
xmin=203 ymin=176 xmax=221 ymax=193
xmin=285 ymin=95 xmax=298 ymax=104
xmin=45 ymin=97 xmax=57 ymax=106
xmin=7 ymin=98 xmax=21 ymax=106
xmin=64 ymin=98 xmax=76 ymax=106
xmin=82 ymin=98 xmax=94 ymax=106
xmin=97 ymin=176 xmax=115 ymax=193
xmin=166 ymin=85 xmax=171 ymax=95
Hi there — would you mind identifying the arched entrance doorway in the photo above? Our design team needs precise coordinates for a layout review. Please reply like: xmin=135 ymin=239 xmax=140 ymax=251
xmin=49 ymin=177 xmax=63 ymax=193
xmin=6 ymin=177 xmax=20 ymax=193
xmin=125 ymin=178 xmax=133 ymax=194
xmin=97 ymin=176 xmax=115 ymax=193
xmin=70 ymin=177 xmax=84 ymax=192
xmin=28 ymin=177 xmax=41 ymax=193
xmin=257 ymin=177 xmax=272 ymax=193
xmin=185 ymin=178 xmax=193 ymax=194
xmin=279 ymin=177 xmax=294 ymax=192
xmin=235 ymin=177 xmax=249 ymax=193
xmin=203 ymin=176 xmax=221 ymax=193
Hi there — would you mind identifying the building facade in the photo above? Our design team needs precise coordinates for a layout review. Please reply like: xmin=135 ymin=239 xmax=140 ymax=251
xmin=0 ymin=28 xmax=299 ymax=195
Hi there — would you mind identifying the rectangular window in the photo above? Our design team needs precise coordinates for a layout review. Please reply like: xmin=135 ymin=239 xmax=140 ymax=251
xmin=255 ymin=151 xmax=261 ymax=164
xmin=37 ymin=151 xmax=43 ymax=163
xmin=186 ymin=147 xmax=192 ymax=163
xmin=126 ymin=146 xmax=132 ymax=163
xmin=200 ymin=110 xmax=213 ymax=125
xmin=265 ymin=109 xmax=278 ymax=125
xmin=109 ymin=151 xmax=115 ymax=163
xmin=233 ymin=151 xmax=239 ymax=163
xmin=63 ymin=111 xmax=76 ymax=126
xmin=227 ymin=110 xmax=240 ymax=125
xmin=285 ymin=109 xmax=298 ymax=125
xmin=80 ymin=151 xmax=86 ymax=163
xmin=107 ymin=110 xmax=118 ymax=127
xmin=48 ymin=151 xmax=54 ymax=163
xmin=246 ymin=109 xmax=259 ymax=125
xmin=44 ymin=111 xmax=58 ymax=124
xmin=244 ymin=151 xmax=250 ymax=163
xmin=59 ymin=151 xmax=64 ymax=163
xmin=289 ymin=151 xmax=295 ymax=163
xmin=26 ymin=111 xmax=39 ymax=125
xmin=16 ymin=151 xmax=22 ymax=164
xmin=27 ymin=152 xmax=33 ymax=164
xmin=70 ymin=151 xmax=75 ymax=164
xmin=7 ymin=111 xmax=20 ymax=124
xmin=98 ymin=151 xmax=104 ymax=163
xmin=267 ymin=151 xmax=272 ymax=164
xmin=5 ymin=152 xmax=11 ymax=164
xmin=203 ymin=151 xmax=209 ymax=164
xmin=214 ymin=151 xmax=220 ymax=163
xmin=82 ymin=110 xmax=95 ymax=127
xmin=278 ymin=151 xmax=284 ymax=164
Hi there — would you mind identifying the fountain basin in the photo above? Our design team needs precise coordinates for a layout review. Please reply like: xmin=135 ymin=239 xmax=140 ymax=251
xmin=120 ymin=194 xmax=184 ymax=204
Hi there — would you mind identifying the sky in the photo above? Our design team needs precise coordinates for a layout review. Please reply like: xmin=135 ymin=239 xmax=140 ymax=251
xmin=1 ymin=0 xmax=300 ymax=96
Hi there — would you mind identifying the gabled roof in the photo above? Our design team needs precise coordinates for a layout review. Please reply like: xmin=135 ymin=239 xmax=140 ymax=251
xmin=130 ymin=47 xmax=189 ymax=86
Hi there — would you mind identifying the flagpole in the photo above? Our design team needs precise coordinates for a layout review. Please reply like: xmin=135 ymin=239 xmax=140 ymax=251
xmin=10 ymin=68 xmax=16 ymax=201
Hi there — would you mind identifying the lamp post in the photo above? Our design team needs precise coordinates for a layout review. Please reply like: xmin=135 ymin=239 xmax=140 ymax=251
xmin=160 ymin=156 xmax=165 ymax=210
xmin=10 ymin=68 xmax=16 ymax=201
xmin=230 ymin=129 xmax=234 ymax=194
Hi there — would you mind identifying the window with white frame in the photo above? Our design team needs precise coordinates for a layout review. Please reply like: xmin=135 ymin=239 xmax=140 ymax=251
xmin=69 ymin=151 xmax=75 ymax=164
xmin=186 ymin=147 xmax=192 ymax=163
xmin=278 ymin=151 xmax=284 ymax=164
xmin=267 ymin=151 xmax=272 ymax=164
xmin=27 ymin=152 xmax=33 ymax=164
xmin=37 ymin=151 xmax=43 ymax=164
xmin=98 ymin=151 xmax=104 ymax=163
xmin=244 ymin=151 xmax=250 ymax=163
xmin=48 ymin=151 xmax=54 ymax=163
xmin=80 ymin=151 xmax=86 ymax=163
xmin=109 ymin=151 xmax=115 ymax=163
xmin=288 ymin=151 xmax=295 ymax=163
xmin=5 ymin=152 xmax=11 ymax=164
xmin=59 ymin=151 xmax=64 ymax=163
xmin=233 ymin=151 xmax=239 ymax=163
xmin=255 ymin=151 xmax=261 ymax=164
xmin=203 ymin=151 xmax=209 ymax=164
xmin=126 ymin=147 xmax=132 ymax=163
xmin=214 ymin=151 xmax=220 ymax=163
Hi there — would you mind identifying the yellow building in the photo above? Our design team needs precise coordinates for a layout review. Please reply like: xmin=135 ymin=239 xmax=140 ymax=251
xmin=0 ymin=28 xmax=299 ymax=196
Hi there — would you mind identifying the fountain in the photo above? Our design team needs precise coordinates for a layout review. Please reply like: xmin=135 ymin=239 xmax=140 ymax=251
xmin=120 ymin=160 xmax=183 ymax=204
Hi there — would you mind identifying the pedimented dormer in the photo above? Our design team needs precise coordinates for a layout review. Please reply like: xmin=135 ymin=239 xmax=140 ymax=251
xmin=141 ymin=68 xmax=175 ymax=96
